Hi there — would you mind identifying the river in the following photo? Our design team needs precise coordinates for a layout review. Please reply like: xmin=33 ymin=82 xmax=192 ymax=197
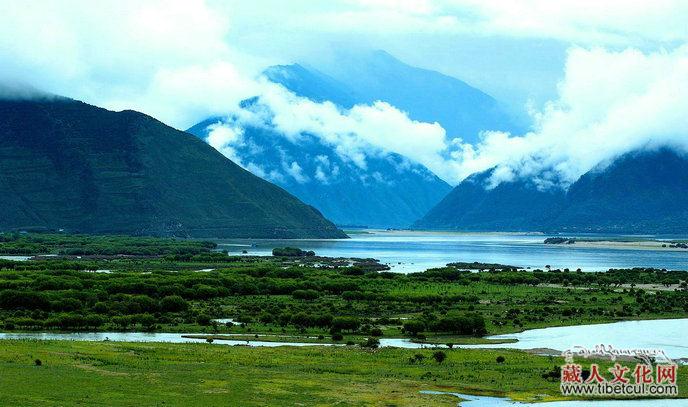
xmin=215 ymin=230 xmax=688 ymax=273
xmin=467 ymin=318 xmax=688 ymax=360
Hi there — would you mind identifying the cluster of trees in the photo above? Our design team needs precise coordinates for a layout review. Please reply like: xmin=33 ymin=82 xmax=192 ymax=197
xmin=1 ymin=244 xmax=686 ymax=335
xmin=412 ymin=266 xmax=688 ymax=288
xmin=0 ymin=232 xmax=216 ymax=256
xmin=272 ymin=247 xmax=315 ymax=257
xmin=0 ymin=286 xmax=191 ymax=330
xmin=0 ymin=261 xmax=379 ymax=332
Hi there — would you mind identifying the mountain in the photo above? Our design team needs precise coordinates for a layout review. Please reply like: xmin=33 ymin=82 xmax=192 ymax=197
xmin=413 ymin=168 xmax=565 ymax=231
xmin=414 ymin=148 xmax=688 ymax=233
xmin=552 ymin=148 xmax=688 ymax=233
xmin=263 ymin=64 xmax=358 ymax=107
xmin=269 ymin=50 xmax=522 ymax=143
xmin=189 ymin=50 xmax=521 ymax=227
xmin=0 ymin=97 xmax=346 ymax=238
xmin=188 ymin=117 xmax=451 ymax=228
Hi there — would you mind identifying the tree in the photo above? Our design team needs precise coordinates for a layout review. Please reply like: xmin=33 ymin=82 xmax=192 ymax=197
xmin=370 ymin=327 xmax=383 ymax=337
xmin=432 ymin=351 xmax=447 ymax=364
xmin=413 ymin=354 xmax=426 ymax=363
xmin=291 ymin=289 xmax=319 ymax=301
xmin=196 ymin=313 xmax=212 ymax=326
xmin=160 ymin=295 xmax=188 ymax=312
xmin=272 ymin=247 xmax=315 ymax=257
xmin=0 ymin=290 xmax=49 ymax=310
xmin=331 ymin=316 xmax=360 ymax=332
xmin=496 ymin=356 xmax=505 ymax=364
xmin=112 ymin=315 xmax=131 ymax=330
xmin=361 ymin=337 xmax=380 ymax=349
xmin=402 ymin=320 xmax=425 ymax=336
xmin=136 ymin=314 xmax=157 ymax=330
xmin=289 ymin=311 xmax=311 ymax=327
xmin=92 ymin=302 xmax=109 ymax=314
xmin=433 ymin=312 xmax=486 ymax=335
xmin=84 ymin=314 xmax=105 ymax=329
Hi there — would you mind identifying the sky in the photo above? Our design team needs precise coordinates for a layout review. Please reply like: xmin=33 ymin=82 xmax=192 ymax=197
xmin=1 ymin=0 xmax=687 ymax=186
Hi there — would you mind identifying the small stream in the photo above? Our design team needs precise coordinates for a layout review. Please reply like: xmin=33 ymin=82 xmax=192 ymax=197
xmin=1 ymin=318 xmax=686 ymax=357
xmin=0 ymin=331 xmax=433 ymax=348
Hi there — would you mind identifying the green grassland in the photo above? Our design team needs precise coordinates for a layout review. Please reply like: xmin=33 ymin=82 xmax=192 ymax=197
xmin=1 ymin=340 xmax=686 ymax=406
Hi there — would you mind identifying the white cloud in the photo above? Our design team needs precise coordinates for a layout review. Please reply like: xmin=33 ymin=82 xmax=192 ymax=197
xmin=284 ymin=161 xmax=309 ymax=183
xmin=3 ymin=1 xmax=687 ymax=190
xmin=206 ymin=122 xmax=245 ymax=165
xmin=435 ymin=0 xmax=688 ymax=46
xmin=0 ymin=0 xmax=265 ymax=127
xmin=205 ymin=42 xmax=688 ymax=189
xmin=210 ymin=82 xmax=462 ymax=181
xmin=287 ymin=0 xmax=688 ymax=47
xmin=453 ymin=46 xmax=688 ymax=188
xmin=314 ymin=166 xmax=329 ymax=183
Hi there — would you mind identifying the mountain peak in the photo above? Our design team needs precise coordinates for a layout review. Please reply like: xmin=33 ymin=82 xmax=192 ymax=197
xmin=302 ymin=49 xmax=522 ymax=142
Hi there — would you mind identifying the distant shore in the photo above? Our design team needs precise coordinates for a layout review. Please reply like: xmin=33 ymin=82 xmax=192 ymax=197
xmin=545 ymin=237 xmax=688 ymax=252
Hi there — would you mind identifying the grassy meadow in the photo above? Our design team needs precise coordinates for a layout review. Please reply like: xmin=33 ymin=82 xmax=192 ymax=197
xmin=2 ymin=340 xmax=687 ymax=406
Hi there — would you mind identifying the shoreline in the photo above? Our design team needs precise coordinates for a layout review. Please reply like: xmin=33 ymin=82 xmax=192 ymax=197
xmin=563 ymin=240 xmax=688 ymax=252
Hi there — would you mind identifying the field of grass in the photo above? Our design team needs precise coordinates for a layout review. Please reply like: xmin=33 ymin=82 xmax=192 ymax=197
xmin=1 ymin=340 xmax=686 ymax=406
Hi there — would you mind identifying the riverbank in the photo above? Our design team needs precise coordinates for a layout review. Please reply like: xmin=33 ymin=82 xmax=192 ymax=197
xmin=1 ymin=340 xmax=685 ymax=406
xmin=179 ymin=333 xmax=517 ymax=346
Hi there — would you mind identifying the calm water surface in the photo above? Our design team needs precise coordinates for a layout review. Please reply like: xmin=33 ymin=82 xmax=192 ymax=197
xmin=216 ymin=230 xmax=688 ymax=272
xmin=465 ymin=318 xmax=688 ymax=360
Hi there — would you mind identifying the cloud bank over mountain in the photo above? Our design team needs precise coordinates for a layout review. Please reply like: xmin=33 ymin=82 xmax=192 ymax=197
xmin=1 ymin=1 xmax=686 ymax=187
xmin=205 ymin=84 xmax=453 ymax=183
xmin=199 ymin=45 xmax=688 ymax=188
xmin=454 ymin=46 xmax=688 ymax=188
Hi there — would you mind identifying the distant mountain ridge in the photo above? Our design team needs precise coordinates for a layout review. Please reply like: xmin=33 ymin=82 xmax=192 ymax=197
xmin=414 ymin=168 xmax=565 ymax=231
xmin=263 ymin=64 xmax=358 ymax=107
xmin=0 ymin=97 xmax=346 ymax=238
xmin=188 ymin=115 xmax=451 ymax=228
xmin=191 ymin=50 xmax=509 ymax=228
xmin=266 ymin=50 xmax=522 ymax=144
xmin=415 ymin=148 xmax=688 ymax=234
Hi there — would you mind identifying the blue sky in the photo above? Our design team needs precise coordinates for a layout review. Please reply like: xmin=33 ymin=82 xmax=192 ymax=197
xmin=1 ymin=0 xmax=687 ymax=185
